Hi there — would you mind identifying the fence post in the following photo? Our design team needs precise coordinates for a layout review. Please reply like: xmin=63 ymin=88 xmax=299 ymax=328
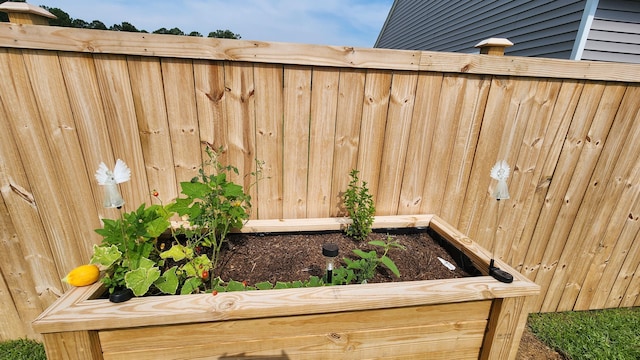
xmin=0 ymin=2 xmax=56 ymax=25
xmin=475 ymin=38 xmax=513 ymax=56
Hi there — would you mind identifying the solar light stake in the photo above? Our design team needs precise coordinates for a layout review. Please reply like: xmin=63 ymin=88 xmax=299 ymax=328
xmin=489 ymin=160 xmax=514 ymax=284
xmin=322 ymin=243 xmax=339 ymax=284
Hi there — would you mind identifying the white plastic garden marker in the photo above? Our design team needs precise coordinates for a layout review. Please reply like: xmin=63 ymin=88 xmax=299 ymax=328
xmin=489 ymin=160 xmax=513 ymax=283
xmin=95 ymin=159 xmax=131 ymax=208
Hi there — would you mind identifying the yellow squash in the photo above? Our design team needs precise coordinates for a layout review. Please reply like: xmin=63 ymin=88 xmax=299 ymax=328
xmin=62 ymin=264 xmax=100 ymax=287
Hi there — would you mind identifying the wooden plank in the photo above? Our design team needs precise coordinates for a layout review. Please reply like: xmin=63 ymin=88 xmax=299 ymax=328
xmin=0 ymin=196 xmax=31 ymax=340
xmin=501 ymin=79 xmax=563 ymax=268
xmin=193 ymin=60 xmax=227 ymax=162
xmin=398 ymin=72 xmax=442 ymax=215
xmin=330 ymin=69 xmax=365 ymax=216
xmin=127 ymin=56 xmax=178 ymax=203
xmin=223 ymin=62 xmax=258 ymax=209
xmin=0 ymin=49 xmax=86 ymax=279
xmin=573 ymin=102 xmax=640 ymax=310
xmin=527 ymin=82 xmax=621 ymax=311
xmin=100 ymin=302 xmax=490 ymax=359
xmin=42 ymin=331 xmax=103 ymax=360
xmin=21 ymin=49 xmax=102 ymax=261
xmin=161 ymin=58 xmax=202 ymax=187
xmin=376 ymin=71 xmax=418 ymax=215
xmin=0 ymin=79 xmax=60 ymax=321
xmin=605 ymin=217 xmax=640 ymax=308
xmin=460 ymin=77 xmax=534 ymax=254
xmin=282 ymin=65 xmax=311 ymax=218
xmin=57 ymin=53 xmax=120 ymax=222
xmin=622 ymin=257 xmax=640 ymax=307
xmin=253 ymin=63 xmax=284 ymax=219
xmin=548 ymin=84 xmax=639 ymax=312
xmin=356 ymin=70 xmax=392 ymax=200
xmin=518 ymin=80 xmax=585 ymax=282
xmin=307 ymin=68 xmax=339 ymax=218
xmin=480 ymin=296 xmax=533 ymax=360
xmin=93 ymin=54 xmax=149 ymax=209
xmin=103 ymin=322 xmax=486 ymax=359
xmin=3 ymin=24 xmax=640 ymax=82
xmin=439 ymin=75 xmax=490 ymax=223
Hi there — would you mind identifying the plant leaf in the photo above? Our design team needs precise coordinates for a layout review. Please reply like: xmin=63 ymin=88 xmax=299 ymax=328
xmin=124 ymin=266 xmax=161 ymax=296
xmin=180 ymin=277 xmax=202 ymax=295
xmin=381 ymin=255 xmax=400 ymax=277
xmin=90 ymin=244 xmax=122 ymax=268
xmin=154 ymin=266 xmax=179 ymax=294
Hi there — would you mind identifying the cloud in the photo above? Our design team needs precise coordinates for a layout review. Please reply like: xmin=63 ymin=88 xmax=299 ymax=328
xmin=36 ymin=0 xmax=393 ymax=47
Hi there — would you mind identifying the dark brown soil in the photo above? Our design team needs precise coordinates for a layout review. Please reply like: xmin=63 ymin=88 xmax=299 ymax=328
xmin=217 ymin=229 xmax=475 ymax=284
xmin=215 ymin=228 xmax=563 ymax=360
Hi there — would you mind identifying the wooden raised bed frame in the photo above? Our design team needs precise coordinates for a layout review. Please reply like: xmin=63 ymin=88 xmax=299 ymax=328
xmin=33 ymin=215 xmax=539 ymax=360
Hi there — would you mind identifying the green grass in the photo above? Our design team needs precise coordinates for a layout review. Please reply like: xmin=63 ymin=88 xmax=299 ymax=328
xmin=0 ymin=338 xmax=46 ymax=360
xmin=528 ymin=307 xmax=640 ymax=360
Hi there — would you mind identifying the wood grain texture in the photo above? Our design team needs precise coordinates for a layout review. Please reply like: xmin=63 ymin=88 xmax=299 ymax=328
xmin=99 ymin=301 xmax=490 ymax=359
xmin=2 ymin=23 xmax=640 ymax=81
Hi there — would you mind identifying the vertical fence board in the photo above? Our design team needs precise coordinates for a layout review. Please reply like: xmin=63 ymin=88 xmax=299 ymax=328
xmin=58 ymin=54 xmax=120 ymax=223
xmin=93 ymin=54 xmax=149 ymax=210
xmin=307 ymin=68 xmax=339 ymax=218
xmin=194 ymin=60 xmax=228 ymax=163
xmin=161 ymin=58 xmax=202 ymax=187
xmin=589 ymin=194 xmax=640 ymax=309
xmin=605 ymin=217 xmax=640 ymax=308
xmin=1 ymin=49 xmax=88 ymax=280
xmin=376 ymin=72 xmax=418 ymax=215
xmin=357 ymin=70 xmax=392 ymax=200
xmin=399 ymin=72 xmax=442 ymax=215
xmin=253 ymin=63 xmax=284 ymax=219
xmin=549 ymin=84 xmax=636 ymax=312
xmin=439 ymin=76 xmax=490 ymax=224
xmin=536 ymin=82 xmax=626 ymax=311
xmin=519 ymin=80 xmax=585 ymax=277
xmin=458 ymin=77 xmax=513 ymax=242
xmin=283 ymin=66 xmax=311 ymax=218
xmin=503 ymin=79 xmax=562 ymax=269
xmin=224 ymin=62 xmax=258 ymax=211
xmin=127 ymin=56 xmax=177 ymax=203
xmin=572 ymin=89 xmax=640 ymax=310
xmin=22 ymin=49 xmax=102 ymax=261
xmin=330 ymin=70 xmax=365 ymax=216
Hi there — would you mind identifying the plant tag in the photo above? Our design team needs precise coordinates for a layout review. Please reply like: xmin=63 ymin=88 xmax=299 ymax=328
xmin=437 ymin=257 xmax=456 ymax=271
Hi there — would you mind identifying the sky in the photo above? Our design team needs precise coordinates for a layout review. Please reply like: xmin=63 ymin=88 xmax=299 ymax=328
xmin=34 ymin=0 xmax=395 ymax=48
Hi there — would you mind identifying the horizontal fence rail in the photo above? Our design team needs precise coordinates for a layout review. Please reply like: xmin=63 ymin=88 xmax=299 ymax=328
xmin=0 ymin=19 xmax=639 ymax=340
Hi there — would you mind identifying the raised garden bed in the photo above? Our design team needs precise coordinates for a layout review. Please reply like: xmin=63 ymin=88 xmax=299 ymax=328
xmin=33 ymin=215 xmax=539 ymax=360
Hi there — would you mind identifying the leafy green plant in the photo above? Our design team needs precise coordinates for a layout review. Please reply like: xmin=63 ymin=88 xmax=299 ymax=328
xmin=343 ymin=169 xmax=376 ymax=241
xmin=332 ymin=235 xmax=406 ymax=285
xmin=166 ymin=146 xmax=261 ymax=292
xmin=91 ymin=203 xmax=173 ymax=296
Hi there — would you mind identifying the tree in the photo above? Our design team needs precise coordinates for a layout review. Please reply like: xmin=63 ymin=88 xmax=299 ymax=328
xmin=2 ymin=5 xmax=241 ymax=39
xmin=208 ymin=29 xmax=241 ymax=39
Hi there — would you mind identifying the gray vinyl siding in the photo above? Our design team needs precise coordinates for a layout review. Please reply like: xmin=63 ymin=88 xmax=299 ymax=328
xmin=375 ymin=0 xmax=585 ymax=59
xmin=582 ymin=0 xmax=640 ymax=63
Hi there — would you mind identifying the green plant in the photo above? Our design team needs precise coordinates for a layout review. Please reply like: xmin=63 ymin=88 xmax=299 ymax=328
xmin=528 ymin=307 xmax=640 ymax=360
xmin=0 ymin=338 xmax=46 ymax=360
xmin=332 ymin=235 xmax=406 ymax=285
xmin=90 ymin=203 xmax=173 ymax=296
xmin=343 ymin=169 xmax=376 ymax=241
xmin=167 ymin=146 xmax=261 ymax=291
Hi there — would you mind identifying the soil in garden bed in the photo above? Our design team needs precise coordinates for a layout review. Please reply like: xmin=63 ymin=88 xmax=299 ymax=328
xmin=215 ymin=228 xmax=480 ymax=285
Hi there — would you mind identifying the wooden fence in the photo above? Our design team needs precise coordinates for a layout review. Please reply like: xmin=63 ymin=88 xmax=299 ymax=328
xmin=1 ymin=11 xmax=639 ymax=341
